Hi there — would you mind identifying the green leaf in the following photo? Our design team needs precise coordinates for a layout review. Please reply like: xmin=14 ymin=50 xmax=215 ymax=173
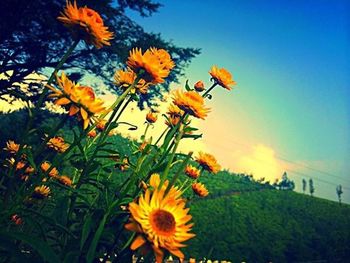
xmin=185 ymin=79 xmax=192 ymax=91
xmin=80 ymin=214 xmax=93 ymax=251
xmin=86 ymin=214 xmax=108 ymax=263
xmin=0 ymin=231 xmax=61 ymax=263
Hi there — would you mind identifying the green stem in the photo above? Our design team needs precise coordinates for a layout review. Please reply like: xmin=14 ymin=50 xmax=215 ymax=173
xmin=202 ymin=82 xmax=218 ymax=97
xmin=154 ymin=126 xmax=168 ymax=146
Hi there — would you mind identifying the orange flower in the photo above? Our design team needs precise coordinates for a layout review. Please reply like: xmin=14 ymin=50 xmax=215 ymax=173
xmin=167 ymin=104 xmax=183 ymax=117
xmin=125 ymin=174 xmax=194 ymax=263
xmin=165 ymin=115 xmax=181 ymax=127
xmin=58 ymin=1 xmax=113 ymax=48
xmin=96 ymin=119 xmax=107 ymax=131
xmin=87 ymin=129 xmax=97 ymax=138
xmin=146 ymin=111 xmax=158 ymax=123
xmin=4 ymin=140 xmax=20 ymax=154
xmin=47 ymin=136 xmax=69 ymax=153
xmin=172 ymin=89 xmax=210 ymax=119
xmin=47 ymin=72 xmax=105 ymax=129
xmin=192 ymin=182 xmax=209 ymax=197
xmin=209 ymin=65 xmax=236 ymax=90
xmin=11 ymin=214 xmax=23 ymax=225
xmin=196 ymin=152 xmax=221 ymax=174
xmin=33 ymin=185 xmax=51 ymax=199
xmin=194 ymin=81 xmax=205 ymax=92
xmin=58 ymin=175 xmax=73 ymax=186
xmin=185 ymin=165 xmax=200 ymax=179
xmin=114 ymin=69 xmax=148 ymax=94
xmin=40 ymin=162 xmax=59 ymax=178
xmin=127 ymin=47 xmax=174 ymax=84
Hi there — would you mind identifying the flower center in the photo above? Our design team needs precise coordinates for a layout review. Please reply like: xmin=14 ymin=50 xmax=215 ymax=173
xmin=150 ymin=209 xmax=176 ymax=235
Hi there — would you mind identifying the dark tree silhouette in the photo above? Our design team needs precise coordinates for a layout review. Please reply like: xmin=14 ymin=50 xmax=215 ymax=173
xmin=302 ymin=178 xmax=307 ymax=194
xmin=276 ymin=172 xmax=295 ymax=190
xmin=0 ymin=0 xmax=200 ymax=108
xmin=309 ymin=178 xmax=315 ymax=196
xmin=336 ymin=185 xmax=343 ymax=204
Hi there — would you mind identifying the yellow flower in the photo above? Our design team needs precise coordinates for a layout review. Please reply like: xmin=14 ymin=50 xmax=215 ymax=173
xmin=57 ymin=1 xmax=113 ymax=48
xmin=114 ymin=69 xmax=148 ymax=94
xmin=192 ymin=182 xmax=209 ymax=197
xmin=146 ymin=111 xmax=158 ymax=123
xmin=165 ymin=115 xmax=181 ymax=127
xmin=40 ymin=162 xmax=59 ymax=178
xmin=172 ymin=89 xmax=210 ymax=119
xmin=96 ymin=119 xmax=107 ymax=131
xmin=167 ymin=104 xmax=183 ymax=117
xmin=47 ymin=72 xmax=105 ymax=129
xmin=125 ymin=174 xmax=195 ymax=263
xmin=33 ymin=185 xmax=51 ymax=199
xmin=127 ymin=47 xmax=174 ymax=84
xmin=58 ymin=175 xmax=73 ymax=186
xmin=196 ymin=152 xmax=221 ymax=174
xmin=184 ymin=165 xmax=200 ymax=179
xmin=194 ymin=80 xmax=205 ymax=92
xmin=4 ymin=140 xmax=20 ymax=154
xmin=47 ymin=136 xmax=69 ymax=153
xmin=209 ymin=65 xmax=236 ymax=90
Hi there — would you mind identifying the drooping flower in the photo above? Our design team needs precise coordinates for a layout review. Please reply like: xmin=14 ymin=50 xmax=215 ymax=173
xmin=47 ymin=136 xmax=69 ymax=153
xmin=209 ymin=66 xmax=236 ymax=90
xmin=4 ymin=140 xmax=21 ymax=154
xmin=40 ymin=162 xmax=59 ymax=179
xmin=114 ymin=69 xmax=147 ymax=94
xmin=194 ymin=81 xmax=205 ymax=92
xmin=185 ymin=165 xmax=200 ymax=179
xmin=33 ymin=185 xmax=51 ymax=199
xmin=146 ymin=111 xmax=158 ymax=123
xmin=192 ymin=182 xmax=209 ymax=197
xmin=196 ymin=152 xmax=221 ymax=174
xmin=127 ymin=48 xmax=174 ymax=84
xmin=58 ymin=1 xmax=113 ymax=48
xmin=172 ymin=90 xmax=210 ymax=119
xmin=125 ymin=174 xmax=195 ymax=262
xmin=47 ymin=72 xmax=105 ymax=129
xmin=58 ymin=175 xmax=73 ymax=186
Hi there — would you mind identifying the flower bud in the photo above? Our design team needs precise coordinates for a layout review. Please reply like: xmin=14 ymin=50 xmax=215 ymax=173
xmin=194 ymin=80 xmax=205 ymax=92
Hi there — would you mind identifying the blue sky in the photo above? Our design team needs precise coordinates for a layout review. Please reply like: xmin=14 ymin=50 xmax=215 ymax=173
xmin=127 ymin=0 xmax=350 ymax=202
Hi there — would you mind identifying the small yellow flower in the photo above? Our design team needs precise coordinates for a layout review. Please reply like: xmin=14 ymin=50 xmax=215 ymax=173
xmin=146 ymin=111 xmax=158 ymax=123
xmin=125 ymin=174 xmax=195 ymax=263
xmin=47 ymin=72 xmax=105 ymax=129
xmin=192 ymin=182 xmax=209 ymax=197
xmin=127 ymin=47 xmax=174 ymax=84
xmin=47 ymin=136 xmax=69 ymax=153
xmin=194 ymin=80 xmax=205 ymax=92
xmin=196 ymin=152 xmax=221 ymax=174
xmin=167 ymin=104 xmax=183 ymax=117
xmin=4 ymin=140 xmax=20 ymax=154
xmin=40 ymin=162 xmax=59 ymax=178
xmin=209 ymin=65 xmax=236 ymax=90
xmin=57 ymin=1 xmax=113 ymax=48
xmin=185 ymin=165 xmax=200 ymax=179
xmin=173 ymin=89 xmax=210 ymax=119
xmin=58 ymin=175 xmax=73 ymax=186
xmin=114 ymin=69 xmax=148 ymax=94
xmin=33 ymin=185 xmax=51 ymax=199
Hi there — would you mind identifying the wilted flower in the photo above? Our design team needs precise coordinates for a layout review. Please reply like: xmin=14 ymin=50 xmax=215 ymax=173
xmin=58 ymin=1 xmax=113 ymax=48
xmin=127 ymin=47 xmax=174 ymax=84
xmin=173 ymin=90 xmax=210 ymax=119
xmin=209 ymin=66 xmax=236 ymax=90
xmin=192 ymin=182 xmax=209 ymax=197
xmin=185 ymin=165 xmax=201 ymax=179
xmin=47 ymin=72 xmax=105 ymax=129
xmin=194 ymin=81 xmax=205 ymax=92
xmin=114 ymin=69 xmax=147 ymax=94
xmin=196 ymin=152 xmax=221 ymax=174
xmin=47 ymin=136 xmax=69 ymax=153
xmin=33 ymin=185 xmax=51 ymax=199
xmin=146 ymin=111 xmax=158 ymax=123
xmin=125 ymin=174 xmax=195 ymax=262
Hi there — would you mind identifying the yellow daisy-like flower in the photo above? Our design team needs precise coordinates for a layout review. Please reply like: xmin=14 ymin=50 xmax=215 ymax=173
xmin=114 ymin=69 xmax=148 ymax=94
xmin=146 ymin=111 xmax=158 ymax=123
xmin=57 ymin=1 xmax=113 ymax=49
xmin=209 ymin=65 xmax=236 ymax=90
xmin=47 ymin=136 xmax=69 ymax=153
xmin=125 ymin=174 xmax=195 ymax=263
xmin=127 ymin=47 xmax=174 ymax=84
xmin=40 ymin=162 xmax=59 ymax=178
xmin=192 ymin=182 xmax=209 ymax=197
xmin=58 ymin=175 xmax=73 ymax=186
xmin=4 ymin=140 xmax=21 ymax=154
xmin=167 ymin=104 xmax=183 ymax=118
xmin=196 ymin=152 xmax=221 ymax=174
xmin=47 ymin=72 xmax=105 ymax=129
xmin=184 ymin=165 xmax=200 ymax=179
xmin=172 ymin=89 xmax=210 ymax=119
xmin=33 ymin=185 xmax=51 ymax=199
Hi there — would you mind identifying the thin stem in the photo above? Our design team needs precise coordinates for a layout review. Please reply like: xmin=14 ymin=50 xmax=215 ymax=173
xmin=154 ymin=126 xmax=168 ymax=146
xmin=202 ymin=82 xmax=218 ymax=97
